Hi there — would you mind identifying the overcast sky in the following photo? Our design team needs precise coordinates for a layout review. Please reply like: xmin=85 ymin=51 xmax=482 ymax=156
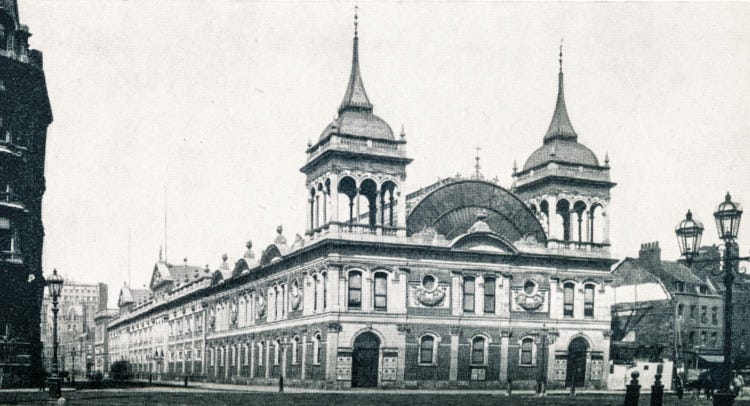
xmin=18 ymin=1 xmax=750 ymax=307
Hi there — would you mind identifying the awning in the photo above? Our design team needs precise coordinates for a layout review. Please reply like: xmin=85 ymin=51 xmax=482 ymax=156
xmin=699 ymin=355 xmax=724 ymax=363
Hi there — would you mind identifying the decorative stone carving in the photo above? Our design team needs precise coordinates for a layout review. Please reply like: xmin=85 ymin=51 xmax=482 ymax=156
xmin=396 ymin=324 xmax=411 ymax=334
xmin=230 ymin=299 xmax=238 ymax=325
xmin=414 ymin=284 xmax=447 ymax=307
xmin=602 ymin=330 xmax=612 ymax=340
xmin=327 ymin=322 xmax=342 ymax=333
xmin=290 ymin=281 xmax=302 ymax=311
xmin=256 ymin=293 xmax=266 ymax=318
xmin=514 ymin=290 xmax=545 ymax=311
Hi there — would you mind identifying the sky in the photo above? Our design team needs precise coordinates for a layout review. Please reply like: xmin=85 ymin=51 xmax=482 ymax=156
xmin=16 ymin=1 xmax=750 ymax=308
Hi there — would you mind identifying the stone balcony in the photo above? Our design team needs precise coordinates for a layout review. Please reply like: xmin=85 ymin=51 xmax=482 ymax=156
xmin=514 ymin=162 xmax=612 ymax=189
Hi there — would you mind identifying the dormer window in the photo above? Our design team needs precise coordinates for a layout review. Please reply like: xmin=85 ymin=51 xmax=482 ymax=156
xmin=674 ymin=281 xmax=685 ymax=292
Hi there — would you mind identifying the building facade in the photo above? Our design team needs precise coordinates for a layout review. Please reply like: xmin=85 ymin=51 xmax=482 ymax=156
xmin=0 ymin=0 xmax=53 ymax=386
xmin=41 ymin=282 xmax=108 ymax=379
xmin=610 ymin=242 xmax=723 ymax=379
xmin=106 ymin=18 xmax=617 ymax=389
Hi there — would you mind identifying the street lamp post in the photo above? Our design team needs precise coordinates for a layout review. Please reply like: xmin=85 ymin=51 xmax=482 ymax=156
xmin=70 ymin=347 xmax=76 ymax=383
xmin=45 ymin=269 xmax=64 ymax=399
xmin=675 ymin=193 xmax=749 ymax=406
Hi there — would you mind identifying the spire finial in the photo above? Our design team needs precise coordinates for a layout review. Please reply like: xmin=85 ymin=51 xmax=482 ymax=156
xmin=400 ymin=124 xmax=406 ymax=139
xmin=354 ymin=5 xmax=359 ymax=38
xmin=473 ymin=146 xmax=482 ymax=179
xmin=559 ymin=37 xmax=564 ymax=73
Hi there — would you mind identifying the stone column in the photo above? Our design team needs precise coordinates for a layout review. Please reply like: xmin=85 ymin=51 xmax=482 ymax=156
xmin=449 ymin=326 xmax=460 ymax=381
xmin=237 ymin=343 xmax=242 ymax=378
xmin=396 ymin=324 xmax=409 ymax=383
xmin=547 ymin=196 xmax=558 ymax=241
xmin=281 ymin=339 xmax=288 ymax=379
xmin=265 ymin=340 xmax=271 ymax=380
xmin=339 ymin=273 xmax=347 ymax=311
xmin=602 ymin=206 xmax=610 ymax=244
xmin=363 ymin=273 xmax=373 ymax=313
xmin=396 ymin=184 xmax=407 ymax=236
xmin=249 ymin=340 xmax=255 ymax=379
xmin=325 ymin=323 xmax=341 ymax=382
xmin=476 ymin=275 xmax=485 ymax=317
xmin=330 ymin=173 xmax=339 ymax=224
xmin=451 ymin=275 xmax=462 ymax=316
xmin=225 ymin=343 xmax=230 ymax=379
xmin=328 ymin=267 xmax=340 ymax=312
xmin=301 ymin=335 xmax=307 ymax=382
xmin=499 ymin=330 xmax=510 ymax=383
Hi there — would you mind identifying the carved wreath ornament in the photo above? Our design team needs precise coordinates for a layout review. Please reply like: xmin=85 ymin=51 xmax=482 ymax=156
xmin=414 ymin=275 xmax=446 ymax=307
xmin=515 ymin=281 xmax=545 ymax=311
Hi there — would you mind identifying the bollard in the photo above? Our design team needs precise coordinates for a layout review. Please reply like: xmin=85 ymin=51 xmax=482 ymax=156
xmin=279 ymin=375 xmax=284 ymax=393
xmin=650 ymin=364 xmax=664 ymax=406
xmin=506 ymin=378 xmax=513 ymax=397
xmin=624 ymin=371 xmax=641 ymax=406
xmin=183 ymin=375 xmax=188 ymax=387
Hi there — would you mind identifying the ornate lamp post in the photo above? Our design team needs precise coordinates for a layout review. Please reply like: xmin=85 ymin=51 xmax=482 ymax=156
xmin=675 ymin=193 xmax=749 ymax=406
xmin=45 ymin=269 xmax=64 ymax=398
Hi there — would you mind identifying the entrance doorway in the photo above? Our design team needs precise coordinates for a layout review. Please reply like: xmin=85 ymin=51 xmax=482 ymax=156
xmin=566 ymin=337 xmax=588 ymax=388
xmin=352 ymin=332 xmax=380 ymax=388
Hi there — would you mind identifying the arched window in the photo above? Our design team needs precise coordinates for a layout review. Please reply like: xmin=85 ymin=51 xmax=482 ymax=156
xmin=520 ymin=337 xmax=535 ymax=366
xmin=484 ymin=277 xmax=496 ymax=313
xmin=313 ymin=333 xmax=322 ymax=365
xmin=584 ymin=284 xmax=595 ymax=318
xmin=374 ymin=272 xmax=387 ymax=311
xmin=463 ymin=277 xmax=476 ymax=313
xmin=471 ymin=336 xmax=486 ymax=364
xmin=419 ymin=335 xmax=436 ymax=364
xmin=348 ymin=271 xmax=362 ymax=310
xmin=291 ymin=336 xmax=299 ymax=365
xmin=563 ymin=282 xmax=575 ymax=317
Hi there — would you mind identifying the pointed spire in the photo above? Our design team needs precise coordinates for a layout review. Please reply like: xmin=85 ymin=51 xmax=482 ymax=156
xmin=338 ymin=5 xmax=373 ymax=115
xmin=158 ymin=245 xmax=163 ymax=262
xmin=544 ymin=39 xmax=578 ymax=143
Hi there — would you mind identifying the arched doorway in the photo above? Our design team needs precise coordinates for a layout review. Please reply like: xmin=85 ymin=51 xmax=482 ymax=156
xmin=352 ymin=332 xmax=380 ymax=388
xmin=566 ymin=337 xmax=589 ymax=388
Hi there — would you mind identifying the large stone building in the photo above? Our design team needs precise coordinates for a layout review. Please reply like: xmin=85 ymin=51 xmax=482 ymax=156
xmin=105 ymin=18 xmax=617 ymax=389
xmin=0 ymin=0 xmax=53 ymax=387
xmin=40 ymin=281 xmax=108 ymax=379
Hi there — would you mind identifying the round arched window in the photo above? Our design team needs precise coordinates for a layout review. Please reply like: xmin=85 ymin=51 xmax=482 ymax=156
xmin=422 ymin=275 xmax=437 ymax=291
xmin=524 ymin=280 xmax=536 ymax=295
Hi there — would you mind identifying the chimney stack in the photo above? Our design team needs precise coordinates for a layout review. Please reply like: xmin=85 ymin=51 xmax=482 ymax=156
xmin=639 ymin=241 xmax=661 ymax=270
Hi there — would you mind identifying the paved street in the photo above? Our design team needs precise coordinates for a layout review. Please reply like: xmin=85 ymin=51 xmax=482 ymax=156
xmin=4 ymin=387 xmax=750 ymax=406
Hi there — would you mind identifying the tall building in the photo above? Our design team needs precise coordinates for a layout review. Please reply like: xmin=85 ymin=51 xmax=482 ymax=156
xmin=41 ymin=282 xmax=108 ymax=378
xmin=105 ymin=15 xmax=616 ymax=389
xmin=512 ymin=44 xmax=615 ymax=253
xmin=0 ymin=0 xmax=53 ymax=387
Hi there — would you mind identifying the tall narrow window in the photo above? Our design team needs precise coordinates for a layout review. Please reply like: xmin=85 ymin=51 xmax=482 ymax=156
xmin=484 ymin=277 xmax=496 ymax=313
xmin=471 ymin=336 xmax=485 ymax=364
xmin=463 ymin=277 xmax=476 ymax=313
xmin=323 ymin=272 xmax=328 ymax=309
xmin=374 ymin=273 xmax=387 ymax=311
xmin=292 ymin=336 xmax=299 ymax=365
xmin=419 ymin=335 xmax=435 ymax=364
xmin=563 ymin=283 xmax=575 ymax=317
xmin=313 ymin=333 xmax=322 ymax=364
xmin=701 ymin=306 xmax=708 ymax=324
xmin=711 ymin=306 xmax=718 ymax=325
xmin=520 ymin=337 xmax=534 ymax=365
xmin=0 ymin=217 xmax=13 ymax=252
xmin=312 ymin=275 xmax=318 ymax=312
xmin=584 ymin=284 xmax=595 ymax=318
xmin=348 ymin=272 xmax=362 ymax=310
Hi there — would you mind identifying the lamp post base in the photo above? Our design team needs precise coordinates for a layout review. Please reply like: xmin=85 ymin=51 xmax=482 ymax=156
xmin=713 ymin=390 xmax=734 ymax=406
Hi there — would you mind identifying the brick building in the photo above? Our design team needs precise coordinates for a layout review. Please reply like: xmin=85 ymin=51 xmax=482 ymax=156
xmin=105 ymin=16 xmax=617 ymax=389
xmin=610 ymin=242 xmax=723 ymax=374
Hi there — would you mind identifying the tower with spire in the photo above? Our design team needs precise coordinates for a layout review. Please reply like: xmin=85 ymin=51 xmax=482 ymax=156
xmin=512 ymin=42 xmax=615 ymax=252
xmin=0 ymin=0 xmax=53 ymax=386
xmin=300 ymin=7 xmax=412 ymax=237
